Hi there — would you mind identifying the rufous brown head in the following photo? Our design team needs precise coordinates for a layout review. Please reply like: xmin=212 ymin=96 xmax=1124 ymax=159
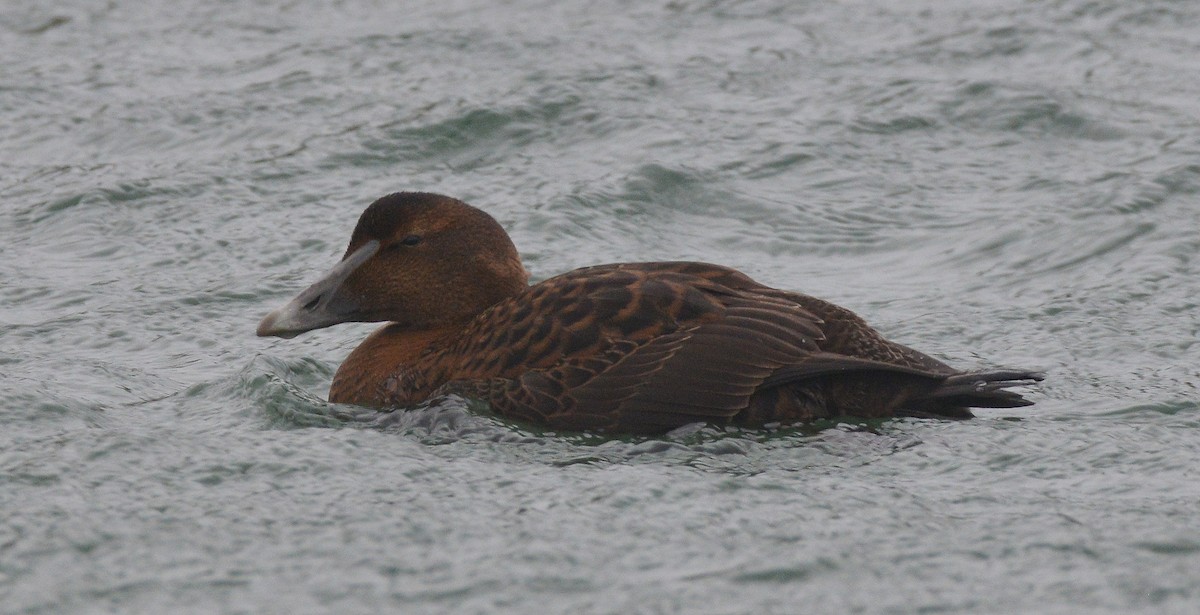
xmin=257 ymin=192 xmax=529 ymax=338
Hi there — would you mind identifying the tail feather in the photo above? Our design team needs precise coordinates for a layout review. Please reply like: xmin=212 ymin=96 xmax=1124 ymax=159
xmin=900 ymin=369 xmax=1044 ymax=419
xmin=928 ymin=370 xmax=1045 ymax=404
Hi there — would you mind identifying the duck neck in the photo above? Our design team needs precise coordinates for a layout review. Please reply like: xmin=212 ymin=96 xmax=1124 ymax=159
xmin=329 ymin=323 xmax=458 ymax=407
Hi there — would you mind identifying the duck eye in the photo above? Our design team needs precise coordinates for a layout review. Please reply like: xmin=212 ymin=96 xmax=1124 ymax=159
xmin=386 ymin=233 xmax=420 ymax=249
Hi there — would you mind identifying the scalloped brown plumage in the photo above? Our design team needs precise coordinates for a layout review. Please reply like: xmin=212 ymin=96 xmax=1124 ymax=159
xmin=257 ymin=192 xmax=1043 ymax=434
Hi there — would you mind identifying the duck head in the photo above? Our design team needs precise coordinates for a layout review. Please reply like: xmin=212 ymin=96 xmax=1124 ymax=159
xmin=257 ymin=192 xmax=529 ymax=338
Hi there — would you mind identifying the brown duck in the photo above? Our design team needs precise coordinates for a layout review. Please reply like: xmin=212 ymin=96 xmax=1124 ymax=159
xmin=257 ymin=192 xmax=1042 ymax=434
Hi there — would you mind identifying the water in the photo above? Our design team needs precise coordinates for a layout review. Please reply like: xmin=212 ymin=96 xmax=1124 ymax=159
xmin=3 ymin=0 xmax=1199 ymax=612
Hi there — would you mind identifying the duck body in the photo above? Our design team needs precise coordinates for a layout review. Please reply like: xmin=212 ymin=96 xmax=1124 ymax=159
xmin=258 ymin=193 xmax=1042 ymax=434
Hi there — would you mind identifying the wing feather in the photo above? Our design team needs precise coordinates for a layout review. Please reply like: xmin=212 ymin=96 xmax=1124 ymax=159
xmin=427 ymin=262 xmax=1037 ymax=433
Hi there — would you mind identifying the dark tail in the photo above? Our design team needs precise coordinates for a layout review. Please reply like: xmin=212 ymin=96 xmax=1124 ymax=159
xmin=900 ymin=370 xmax=1045 ymax=420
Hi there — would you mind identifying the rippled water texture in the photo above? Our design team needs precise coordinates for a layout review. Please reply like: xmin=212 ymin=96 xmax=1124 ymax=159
xmin=3 ymin=1 xmax=1199 ymax=613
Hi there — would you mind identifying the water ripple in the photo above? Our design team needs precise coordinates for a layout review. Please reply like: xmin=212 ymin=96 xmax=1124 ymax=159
xmin=5 ymin=0 xmax=1200 ymax=613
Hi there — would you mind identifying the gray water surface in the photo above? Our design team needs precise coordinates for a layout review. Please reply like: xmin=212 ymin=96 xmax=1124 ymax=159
xmin=3 ymin=1 xmax=1199 ymax=613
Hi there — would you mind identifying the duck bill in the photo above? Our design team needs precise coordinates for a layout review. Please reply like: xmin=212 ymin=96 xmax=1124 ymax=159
xmin=256 ymin=240 xmax=380 ymax=338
